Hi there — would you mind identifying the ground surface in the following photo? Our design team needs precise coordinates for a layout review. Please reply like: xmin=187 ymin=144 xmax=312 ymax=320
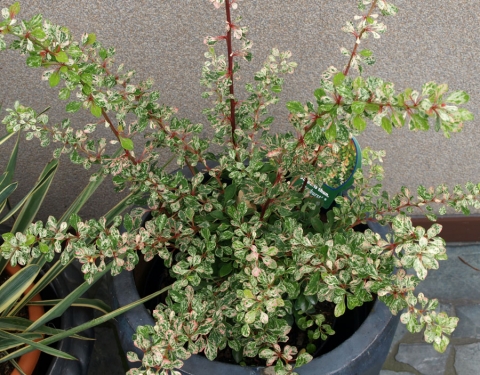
xmin=380 ymin=244 xmax=480 ymax=375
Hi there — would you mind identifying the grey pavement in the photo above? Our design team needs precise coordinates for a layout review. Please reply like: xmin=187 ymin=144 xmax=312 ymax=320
xmin=87 ymin=243 xmax=480 ymax=375
xmin=381 ymin=244 xmax=480 ymax=375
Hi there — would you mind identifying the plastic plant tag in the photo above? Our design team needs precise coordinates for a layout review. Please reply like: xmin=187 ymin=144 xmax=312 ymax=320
xmin=295 ymin=138 xmax=362 ymax=209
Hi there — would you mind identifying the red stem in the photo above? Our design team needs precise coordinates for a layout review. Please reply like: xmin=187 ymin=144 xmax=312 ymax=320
xmin=260 ymin=170 xmax=284 ymax=220
xmin=225 ymin=0 xmax=238 ymax=151
xmin=260 ymin=198 xmax=273 ymax=221
xmin=343 ymin=0 xmax=378 ymax=76
xmin=101 ymin=109 xmax=137 ymax=164
xmin=300 ymin=178 xmax=308 ymax=193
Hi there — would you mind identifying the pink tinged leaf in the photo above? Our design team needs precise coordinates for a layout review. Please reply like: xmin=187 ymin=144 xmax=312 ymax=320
xmin=216 ymin=323 xmax=226 ymax=336
xmin=126 ymin=351 xmax=140 ymax=362
xmin=266 ymin=356 xmax=278 ymax=367
xmin=283 ymin=345 xmax=293 ymax=357
xmin=283 ymin=345 xmax=298 ymax=360
xmin=186 ymin=285 xmax=194 ymax=302
xmin=262 ymin=256 xmax=277 ymax=269
xmin=115 ymin=258 xmax=124 ymax=267
xmin=209 ymin=0 xmax=222 ymax=9
xmin=252 ymin=266 xmax=261 ymax=277
xmin=233 ymin=27 xmax=243 ymax=39
xmin=186 ymin=321 xmax=199 ymax=335
xmin=162 ymin=358 xmax=172 ymax=366
xmin=267 ymin=148 xmax=283 ymax=158
xmin=246 ymin=251 xmax=259 ymax=262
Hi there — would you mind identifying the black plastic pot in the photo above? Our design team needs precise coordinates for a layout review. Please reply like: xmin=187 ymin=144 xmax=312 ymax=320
xmin=34 ymin=262 xmax=95 ymax=375
xmin=111 ymin=220 xmax=399 ymax=375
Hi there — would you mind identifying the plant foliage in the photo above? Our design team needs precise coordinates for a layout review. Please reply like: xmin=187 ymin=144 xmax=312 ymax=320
xmin=0 ymin=1 xmax=477 ymax=374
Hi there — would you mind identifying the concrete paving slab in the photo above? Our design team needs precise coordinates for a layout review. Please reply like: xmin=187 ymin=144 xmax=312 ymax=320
xmin=415 ymin=246 xmax=480 ymax=303
xmin=383 ymin=244 xmax=480 ymax=375
xmin=452 ymin=304 xmax=480 ymax=339
xmin=395 ymin=343 xmax=451 ymax=375
xmin=454 ymin=342 xmax=480 ymax=375
xmin=391 ymin=317 xmax=410 ymax=347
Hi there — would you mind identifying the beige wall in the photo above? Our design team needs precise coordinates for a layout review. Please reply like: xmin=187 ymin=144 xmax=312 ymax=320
xmin=1 ymin=0 xmax=479 ymax=221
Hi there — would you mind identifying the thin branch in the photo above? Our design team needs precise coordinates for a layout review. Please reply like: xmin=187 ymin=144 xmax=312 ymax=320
xmin=225 ymin=0 xmax=238 ymax=153
xmin=260 ymin=198 xmax=273 ymax=221
xmin=101 ymin=109 xmax=137 ymax=164
xmin=184 ymin=155 xmax=198 ymax=178
xmin=459 ymin=256 xmax=480 ymax=272
xmin=343 ymin=0 xmax=378 ymax=76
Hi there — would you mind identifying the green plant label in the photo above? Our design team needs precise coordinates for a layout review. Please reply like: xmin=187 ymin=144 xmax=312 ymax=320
xmin=298 ymin=179 xmax=338 ymax=208
xmin=295 ymin=138 xmax=362 ymax=209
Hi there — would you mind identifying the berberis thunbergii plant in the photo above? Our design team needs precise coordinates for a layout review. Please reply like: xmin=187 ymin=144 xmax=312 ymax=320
xmin=0 ymin=0 xmax=477 ymax=374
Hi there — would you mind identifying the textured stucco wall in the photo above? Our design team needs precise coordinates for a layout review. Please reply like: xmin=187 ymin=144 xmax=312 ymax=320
xmin=1 ymin=0 xmax=479 ymax=221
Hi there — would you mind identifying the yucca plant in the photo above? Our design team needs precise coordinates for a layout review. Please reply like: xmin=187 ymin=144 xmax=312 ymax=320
xmin=0 ymin=114 xmax=101 ymax=373
xmin=0 ymin=122 xmax=64 ymax=374
xmin=0 ymin=105 xmax=180 ymax=374
xmin=0 ymin=106 xmax=169 ymax=373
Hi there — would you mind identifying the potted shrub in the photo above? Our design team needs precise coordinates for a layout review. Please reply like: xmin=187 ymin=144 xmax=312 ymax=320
xmin=0 ymin=1 xmax=477 ymax=374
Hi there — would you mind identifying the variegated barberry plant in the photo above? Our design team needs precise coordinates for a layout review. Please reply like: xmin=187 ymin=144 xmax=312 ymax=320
xmin=0 ymin=1 xmax=477 ymax=374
